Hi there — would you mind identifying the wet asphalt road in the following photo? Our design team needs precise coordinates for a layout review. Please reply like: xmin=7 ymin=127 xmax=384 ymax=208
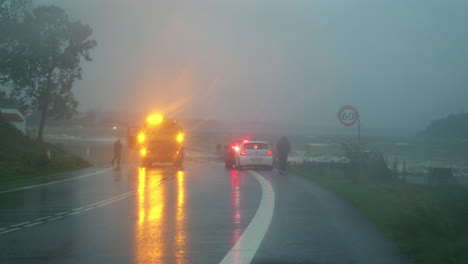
xmin=0 ymin=156 xmax=409 ymax=264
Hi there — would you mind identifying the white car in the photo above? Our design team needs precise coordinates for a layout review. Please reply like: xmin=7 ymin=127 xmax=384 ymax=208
xmin=235 ymin=140 xmax=274 ymax=170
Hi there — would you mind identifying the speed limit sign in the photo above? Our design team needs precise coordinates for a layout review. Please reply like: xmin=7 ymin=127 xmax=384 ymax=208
xmin=338 ymin=105 xmax=359 ymax=126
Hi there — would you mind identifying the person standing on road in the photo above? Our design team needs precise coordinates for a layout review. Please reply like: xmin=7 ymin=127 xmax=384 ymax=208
xmin=111 ymin=138 xmax=123 ymax=168
xmin=276 ymin=136 xmax=291 ymax=174
xmin=175 ymin=147 xmax=185 ymax=170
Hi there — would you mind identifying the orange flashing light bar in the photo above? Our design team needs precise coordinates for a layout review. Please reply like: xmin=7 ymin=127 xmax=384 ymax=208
xmin=147 ymin=114 xmax=163 ymax=125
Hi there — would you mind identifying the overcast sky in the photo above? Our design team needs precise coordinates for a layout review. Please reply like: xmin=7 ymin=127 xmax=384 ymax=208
xmin=39 ymin=0 xmax=468 ymax=135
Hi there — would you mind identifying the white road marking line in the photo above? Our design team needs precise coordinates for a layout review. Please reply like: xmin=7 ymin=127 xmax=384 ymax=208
xmin=2 ymin=191 xmax=135 ymax=235
xmin=0 ymin=168 xmax=112 ymax=195
xmin=86 ymin=193 xmax=129 ymax=207
xmin=0 ymin=170 xmax=168 ymax=236
xmin=36 ymin=216 xmax=53 ymax=221
xmin=92 ymin=193 xmax=133 ymax=207
xmin=89 ymin=199 xmax=119 ymax=208
xmin=67 ymin=211 xmax=80 ymax=216
xmin=94 ymin=194 xmax=131 ymax=207
xmin=219 ymin=170 xmax=275 ymax=264
xmin=11 ymin=221 xmax=30 ymax=227
xmin=24 ymin=221 xmax=44 ymax=228
xmin=55 ymin=212 xmax=69 ymax=216
xmin=97 ymin=201 xmax=118 ymax=207
xmin=0 ymin=228 xmax=21 ymax=235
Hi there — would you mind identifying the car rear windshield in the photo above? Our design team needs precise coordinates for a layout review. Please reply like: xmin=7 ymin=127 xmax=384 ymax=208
xmin=243 ymin=143 xmax=269 ymax=149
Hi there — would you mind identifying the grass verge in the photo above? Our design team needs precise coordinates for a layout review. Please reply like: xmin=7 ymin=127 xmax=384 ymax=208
xmin=291 ymin=166 xmax=468 ymax=264
xmin=0 ymin=119 xmax=91 ymax=183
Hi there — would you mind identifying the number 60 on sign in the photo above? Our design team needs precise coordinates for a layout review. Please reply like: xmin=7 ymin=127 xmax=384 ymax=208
xmin=337 ymin=105 xmax=359 ymax=126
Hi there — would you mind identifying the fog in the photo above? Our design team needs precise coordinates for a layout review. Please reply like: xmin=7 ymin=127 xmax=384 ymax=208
xmin=40 ymin=0 xmax=468 ymax=135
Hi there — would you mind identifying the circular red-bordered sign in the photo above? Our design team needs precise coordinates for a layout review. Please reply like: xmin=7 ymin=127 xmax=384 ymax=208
xmin=337 ymin=105 xmax=359 ymax=126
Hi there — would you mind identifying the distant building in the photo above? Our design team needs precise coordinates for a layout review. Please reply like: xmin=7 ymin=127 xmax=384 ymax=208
xmin=0 ymin=108 xmax=26 ymax=134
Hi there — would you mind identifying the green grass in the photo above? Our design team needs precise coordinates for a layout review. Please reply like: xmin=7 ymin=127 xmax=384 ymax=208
xmin=0 ymin=118 xmax=90 ymax=183
xmin=292 ymin=166 xmax=468 ymax=264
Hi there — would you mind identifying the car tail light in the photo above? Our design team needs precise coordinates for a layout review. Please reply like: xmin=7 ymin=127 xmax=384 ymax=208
xmin=240 ymin=150 xmax=247 ymax=155
xmin=266 ymin=150 xmax=273 ymax=156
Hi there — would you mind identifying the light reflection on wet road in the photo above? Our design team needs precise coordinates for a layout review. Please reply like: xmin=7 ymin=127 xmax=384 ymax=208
xmin=0 ymin=159 xmax=409 ymax=264
xmin=136 ymin=168 xmax=165 ymax=263
xmin=175 ymin=170 xmax=187 ymax=264
xmin=131 ymin=164 xmax=260 ymax=264
xmin=135 ymin=168 xmax=190 ymax=263
xmin=230 ymin=170 xmax=243 ymax=246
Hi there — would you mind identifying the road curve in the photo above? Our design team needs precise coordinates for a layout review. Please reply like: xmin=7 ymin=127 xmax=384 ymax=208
xmin=0 ymin=157 xmax=409 ymax=263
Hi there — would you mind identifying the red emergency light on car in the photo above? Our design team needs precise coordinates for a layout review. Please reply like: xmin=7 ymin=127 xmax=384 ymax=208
xmin=240 ymin=150 xmax=247 ymax=156
xmin=266 ymin=150 xmax=273 ymax=156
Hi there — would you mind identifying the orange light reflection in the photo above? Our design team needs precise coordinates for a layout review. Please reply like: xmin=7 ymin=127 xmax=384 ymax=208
xmin=231 ymin=170 xmax=242 ymax=245
xmin=176 ymin=171 xmax=186 ymax=264
xmin=136 ymin=168 xmax=166 ymax=263
xmin=135 ymin=168 xmax=187 ymax=263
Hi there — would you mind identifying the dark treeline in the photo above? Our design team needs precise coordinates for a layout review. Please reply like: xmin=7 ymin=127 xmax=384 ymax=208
xmin=0 ymin=0 xmax=96 ymax=141
xmin=421 ymin=113 xmax=468 ymax=138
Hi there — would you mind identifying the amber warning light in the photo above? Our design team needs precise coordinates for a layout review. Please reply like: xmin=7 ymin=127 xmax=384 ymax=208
xmin=138 ymin=132 xmax=145 ymax=143
xmin=146 ymin=114 xmax=163 ymax=125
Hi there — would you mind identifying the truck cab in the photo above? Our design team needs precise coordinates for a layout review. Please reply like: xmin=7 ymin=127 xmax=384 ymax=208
xmin=128 ymin=114 xmax=184 ymax=169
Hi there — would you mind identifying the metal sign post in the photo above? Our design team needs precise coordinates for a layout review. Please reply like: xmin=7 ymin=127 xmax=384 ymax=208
xmin=338 ymin=105 xmax=361 ymax=181
xmin=358 ymin=116 xmax=361 ymax=145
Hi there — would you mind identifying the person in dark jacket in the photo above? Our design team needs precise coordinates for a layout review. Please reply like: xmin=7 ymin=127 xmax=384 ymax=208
xmin=276 ymin=136 xmax=291 ymax=174
xmin=111 ymin=138 xmax=123 ymax=168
